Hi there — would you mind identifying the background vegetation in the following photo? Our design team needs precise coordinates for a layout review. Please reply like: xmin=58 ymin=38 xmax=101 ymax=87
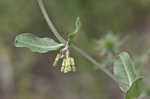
xmin=0 ymin=0 xmax=150 ymax=99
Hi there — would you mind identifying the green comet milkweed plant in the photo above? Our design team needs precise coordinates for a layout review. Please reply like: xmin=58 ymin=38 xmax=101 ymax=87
xmin=14 ymin=0 xmax=144 ymax=99
xmin=15 ymin=16 xmax=80 ymax=73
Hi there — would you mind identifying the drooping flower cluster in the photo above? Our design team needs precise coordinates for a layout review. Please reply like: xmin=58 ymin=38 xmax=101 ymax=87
xmin=53 ymin=47 xmax=76 ymax=73
xmin=61 ymin=57 xmax=75 ymax=73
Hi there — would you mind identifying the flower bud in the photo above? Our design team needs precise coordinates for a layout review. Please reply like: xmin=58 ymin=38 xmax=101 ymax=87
xmin=53 ymin=53 xmax=61 ymax=67
xmin=70 ymin=57 xmax=75 ymax=66
xmin=61 ymin=58 xmax=66 ymax=72
xmin=61 ymin=66 xmax=65 ymax=72
xmin=70 ymin=57 xmax=76 ymax=72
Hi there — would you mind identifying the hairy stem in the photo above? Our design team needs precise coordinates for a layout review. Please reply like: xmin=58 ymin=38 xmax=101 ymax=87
xmin=37 ymin=0 xmax=126 ymax=91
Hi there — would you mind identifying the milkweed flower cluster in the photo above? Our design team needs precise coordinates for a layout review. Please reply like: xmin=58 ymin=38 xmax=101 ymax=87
xmin=61 ymin=57 xmax=76 ymax=73
xmin=53 ymin=46 xmax=76 ymax=73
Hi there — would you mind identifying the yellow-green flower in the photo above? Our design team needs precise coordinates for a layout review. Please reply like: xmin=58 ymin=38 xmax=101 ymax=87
xmin=70 ymin=57 xmax=76 ymax=72
xmin=53 ymin=53 xmax=61 ymax=67
xmin=59 ymin=57 xmax=76 ymax=73
xmin=52 ymin=47 xmax=76 ymax=73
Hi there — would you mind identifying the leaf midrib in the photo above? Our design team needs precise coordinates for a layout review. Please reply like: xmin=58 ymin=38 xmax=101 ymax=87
xmin=120 ymin=55 xmax=132 ymax=86
xmin=16 ymin=39 xmax=63 ymax=49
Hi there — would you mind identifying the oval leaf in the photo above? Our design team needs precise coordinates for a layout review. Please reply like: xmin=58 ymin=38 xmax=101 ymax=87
xmin=114 ymin=52 xmax=136 ymax=92
xmin=15 ymin=33 xmax=64 ymax=53
xmin=125 ymin=77 xmax=143 ymax=99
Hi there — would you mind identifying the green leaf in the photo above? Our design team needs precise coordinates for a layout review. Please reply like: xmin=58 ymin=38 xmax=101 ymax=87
xmin=68 ymin=17 xmax=81 ymax=45
xmin=125 ymin=77 xmax=143 ymax=99
xmin=114 ymin=52 xmax=136 ymax=91
xmin=15 ymin=33 xmax=64 ymax=53
xmin=114 ymin=52 xmax=143 ymax=99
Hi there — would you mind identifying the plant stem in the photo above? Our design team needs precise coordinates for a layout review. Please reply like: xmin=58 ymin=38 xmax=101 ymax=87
xmin=37 ymin=0 xmax=65 ymax=43
xmin=37 ymin=0 xmax=126 ymax=90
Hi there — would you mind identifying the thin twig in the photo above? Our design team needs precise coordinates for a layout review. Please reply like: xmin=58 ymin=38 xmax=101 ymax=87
xmin=36 ymin=0 xmax=126 ymax=90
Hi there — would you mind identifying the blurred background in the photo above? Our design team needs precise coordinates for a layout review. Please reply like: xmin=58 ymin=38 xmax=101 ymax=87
xmin=0 ymin=0 xmax=150 ymax=99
